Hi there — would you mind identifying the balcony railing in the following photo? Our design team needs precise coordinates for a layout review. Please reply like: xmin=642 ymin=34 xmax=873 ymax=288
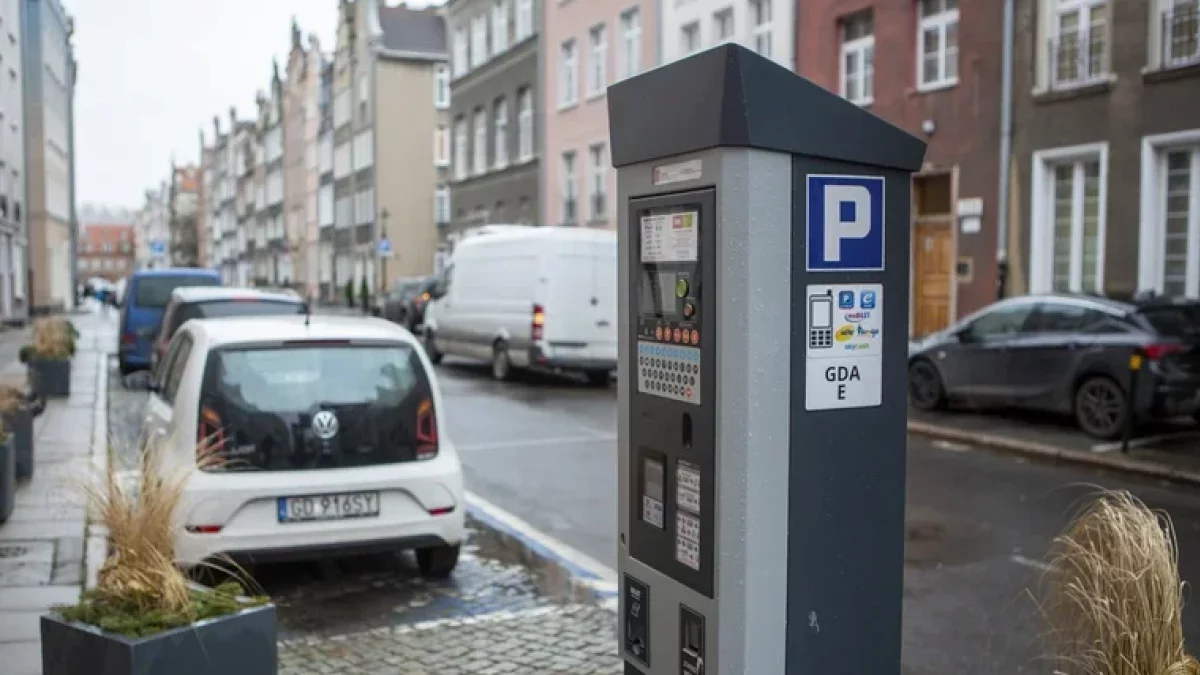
xmin=1048 ymin=28 xmax=1109 ymax=89
xmin=1162 ymin=2 xmax=1200 ymax=68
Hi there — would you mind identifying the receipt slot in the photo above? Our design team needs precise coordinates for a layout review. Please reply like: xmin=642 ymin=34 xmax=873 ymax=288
xmin=609 ymin=44 xmax=926 ymax=675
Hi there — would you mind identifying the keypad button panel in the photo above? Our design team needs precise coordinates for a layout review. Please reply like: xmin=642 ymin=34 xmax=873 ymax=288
xmin=637 ymin=341 xmax=701 ymax=405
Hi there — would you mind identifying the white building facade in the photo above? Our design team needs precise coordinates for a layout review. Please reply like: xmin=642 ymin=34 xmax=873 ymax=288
xmin=660 ymin=0 xmax=792 ymax=70
xmin=133 ymin=185 xmax=169 ymax=269
xmin=0 ymin=0 xmax=25 ymax=322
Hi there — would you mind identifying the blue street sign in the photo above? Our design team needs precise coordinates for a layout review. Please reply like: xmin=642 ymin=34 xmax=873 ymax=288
xmin=377 ymin=238 xmax=392 ymax=258
xmin=150 ymin=240 xmax=166 ymax=255
xmin=806 ymin=174 xmax=885 ymax=272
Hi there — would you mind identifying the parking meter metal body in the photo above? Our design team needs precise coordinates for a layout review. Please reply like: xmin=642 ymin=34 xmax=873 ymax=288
xmin=610 ymin=45 xmax=926 ymax=675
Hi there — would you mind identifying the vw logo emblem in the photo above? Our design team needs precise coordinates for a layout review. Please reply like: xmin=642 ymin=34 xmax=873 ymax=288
xmin=311 ymin=410 xmax=339 ymax=440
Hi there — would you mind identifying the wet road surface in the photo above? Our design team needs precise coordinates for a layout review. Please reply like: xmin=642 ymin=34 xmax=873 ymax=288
xmin=110 ymin=348 xmax=1200 ymax=672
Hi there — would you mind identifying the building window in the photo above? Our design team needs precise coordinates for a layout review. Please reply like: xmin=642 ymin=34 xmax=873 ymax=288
xmin=434 ymin=64 xmax=450 ymax=108
xmin=588 ymin=24 xmax=608 ymax=96
xmin=918 ymin=0 xmax=958 ymax=89
xmin=471 ymin=15 xmax=489 ymax=68
xmin=559 ymin=39 xmax=579 ymax=107
xmin=454 ymin=118 xmax=469 ymax=180
xmin=473 ymin=108 xmax=488 ymax=175
xmin=1140 ymin=136 xmax=1200 ymax=299
xmin=516 ymin=0 xmax=534 ymax=41
xmin=561 ymin=151 xmax=578 ymax=224
xmin=840 ymin=12 xmax=875 ymax=106
xmin=589 ymin=143 xmax=608 ymax=221
xmin=751 ymin=0 xmax=772 ymax=58
xmin=435 ymin=125 xmax=451 ymax=167
xmin=681 ymin=22 xmax=701 ymax=56
xmin=494 ymin=98 xmax=509 ymax=169
xmin=1159 ymin=0 xmax=1200 ymax=68
xmin=434 ymin=187 xmax=451 ymax=225
xmin=713 ymin=8 xmax=734 ymax=43
xmin=1047 ymin=0 xmax=1109 ymax=89
xmin=518 ymin=87 xmax=534 ymax=161
xmin=1030 ymin=143 xmax=1108 ymax=294
xmin=620 ymin=7 xmax=642 ymax=80
xmin=453 ymin=27 xmax=469 ymax=77
xmin=493 ymin=0 xmax=510 ymax=53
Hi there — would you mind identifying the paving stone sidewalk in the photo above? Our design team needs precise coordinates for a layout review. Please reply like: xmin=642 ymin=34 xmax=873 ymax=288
xmin=0 ymin=309 xmax=112 ymax=675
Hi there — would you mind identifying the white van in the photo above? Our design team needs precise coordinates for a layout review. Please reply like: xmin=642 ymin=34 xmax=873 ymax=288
xmin=422 ymin=226 xmax=617 ymax=385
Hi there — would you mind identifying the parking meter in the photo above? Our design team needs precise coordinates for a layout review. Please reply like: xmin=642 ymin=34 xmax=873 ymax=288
xmin=609 ymin=44 xmax=926 ymax=675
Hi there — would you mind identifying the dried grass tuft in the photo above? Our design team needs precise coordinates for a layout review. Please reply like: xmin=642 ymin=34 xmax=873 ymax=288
xmin=29 ymin=318 xmax=75 ymax=360
xmin=0 ymin=376 xmax=26 ymax=415
xmin=1041 ymin=490 xmax=1199 ymax=675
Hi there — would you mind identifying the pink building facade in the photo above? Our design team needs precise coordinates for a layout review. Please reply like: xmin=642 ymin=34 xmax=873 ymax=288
xmin=542 ymin=0 xmax=657 ymax=229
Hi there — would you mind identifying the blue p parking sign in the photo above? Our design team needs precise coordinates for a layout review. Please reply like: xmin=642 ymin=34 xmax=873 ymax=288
xmin=806 ymin=174 xmax=886 ymax=272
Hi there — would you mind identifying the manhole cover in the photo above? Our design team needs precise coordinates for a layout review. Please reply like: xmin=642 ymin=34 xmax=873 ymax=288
xmin=0 ymin=545 xmax=29 ymax=559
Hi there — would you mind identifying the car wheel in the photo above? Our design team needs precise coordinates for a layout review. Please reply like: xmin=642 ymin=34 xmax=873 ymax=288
xmin=416 ymin=543 xmax=460 ymax=579
xmin=1074 ymin=375 xmax=1128 ymax=440
xmin=492 ymin=342 xmax=513 ymax=381
xmin=585 ymin=370 xmax=610 ymax=387
xmin=908 ymin=359 xmax=946 ymax=410
xmin=423 ymin=331 xmax=443 ymax=365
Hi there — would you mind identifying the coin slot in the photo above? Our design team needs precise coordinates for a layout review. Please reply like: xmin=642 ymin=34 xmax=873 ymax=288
xmin=682 ymin=412 xmax=693 ymax=451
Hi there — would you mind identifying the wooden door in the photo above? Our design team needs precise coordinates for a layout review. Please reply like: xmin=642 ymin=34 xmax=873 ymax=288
xmin=913 ymin=220 xmax=952 ymax=337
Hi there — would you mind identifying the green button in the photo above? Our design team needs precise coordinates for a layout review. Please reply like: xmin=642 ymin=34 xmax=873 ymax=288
xmin=675 ymin=278 xmax=689 ymax=298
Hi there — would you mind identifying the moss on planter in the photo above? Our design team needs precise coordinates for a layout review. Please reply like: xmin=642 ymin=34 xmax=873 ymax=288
xmin=55 ymin=581 xmax=269 ymax=639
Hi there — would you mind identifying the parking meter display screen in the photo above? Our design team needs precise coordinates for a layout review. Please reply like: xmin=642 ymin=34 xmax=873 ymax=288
xmin=640 ymin=270 xmax=678 ymax=318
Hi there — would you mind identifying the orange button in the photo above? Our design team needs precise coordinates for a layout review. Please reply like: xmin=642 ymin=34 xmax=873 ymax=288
xmin=673 ymin=328 xmax=682 ymax=343
xmin=691 ymin=330 xmax=700 ymax=344
xmin=655 ymin=326 xmax=663 ymax=340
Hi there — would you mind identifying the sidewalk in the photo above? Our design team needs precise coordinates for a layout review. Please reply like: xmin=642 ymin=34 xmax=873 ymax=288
xmin=909 ymin=406 xmax=1200 ymax=484
xmin=0 ymin=309 xmax=112 ymax=675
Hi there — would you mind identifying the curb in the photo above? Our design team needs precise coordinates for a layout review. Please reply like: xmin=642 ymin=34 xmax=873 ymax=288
xmin=83 ymin=335 xmax=110 ymax=592
xmin=907 ymin=419 xmax=1200 ymax=486
xmin=464 ymin=492 xmax=617 ymax=606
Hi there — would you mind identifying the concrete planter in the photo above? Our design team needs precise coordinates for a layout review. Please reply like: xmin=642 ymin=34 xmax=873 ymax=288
xmin=2 ymin=407 xmax=34 ymax=479
xmin=41 ymin=602 xmax=278 ymax=675
xmin=28 ymin=358 xmax=71 ymax=398
xmin=0 ymin=436 xmax=13 ymax=523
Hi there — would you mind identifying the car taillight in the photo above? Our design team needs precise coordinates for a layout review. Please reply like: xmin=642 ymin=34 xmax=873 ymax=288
xmin=532 ymin=303 xmax=545 ymax=341
xmin=1143 ymin=343 xmax=1187 ymax=361
xmin=416 ymin=398 xmax=437 ymax=460
xmin=121 ymin=332 xmax=135 ymax=345
xmin=197 ymin=405 xmax=226 ymax=464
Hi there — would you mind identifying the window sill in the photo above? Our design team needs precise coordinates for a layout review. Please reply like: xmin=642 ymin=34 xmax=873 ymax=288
xmin=1032 ymin=75 xmax=1115 ymax=104
xmin=1142 ymin=59 xmax=1200 ymax=84
xmin=586 ymin=89 xmax=607 ymax=102
xmin=915 ymin=79 xmax=957 ymax=95
xmin=557 ymin=101 xmax=579 ymax=112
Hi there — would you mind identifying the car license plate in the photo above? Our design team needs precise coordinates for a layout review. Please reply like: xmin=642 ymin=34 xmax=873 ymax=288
xmin=277 ymin=491 xmax=380 ymax=523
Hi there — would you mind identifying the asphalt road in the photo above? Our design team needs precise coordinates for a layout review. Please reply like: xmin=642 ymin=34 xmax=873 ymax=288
xmin=435 ymin=359 xmax=1200 ymax=673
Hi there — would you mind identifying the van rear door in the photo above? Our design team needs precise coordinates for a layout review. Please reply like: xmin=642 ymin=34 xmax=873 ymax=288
xmin=544 ymin=242 xmax=618 ymax=362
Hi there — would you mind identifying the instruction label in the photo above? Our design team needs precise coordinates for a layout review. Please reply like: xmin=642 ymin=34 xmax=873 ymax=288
xmin=674 ymin=460 xmax=702 ymax=571
xmin=641 ymin=212 xmax=698 ymax=263
xmin=805 ymin=283 xmax=883 ymax=411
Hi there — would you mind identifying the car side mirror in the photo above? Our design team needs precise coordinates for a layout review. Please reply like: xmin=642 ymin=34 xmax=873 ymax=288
xmin=954 ymin=325 xmax=974 ymax=343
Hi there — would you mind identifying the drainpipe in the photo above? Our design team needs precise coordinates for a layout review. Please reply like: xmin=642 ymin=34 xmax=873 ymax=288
xmin=995 ymin=0 xmax=1015 ymax=300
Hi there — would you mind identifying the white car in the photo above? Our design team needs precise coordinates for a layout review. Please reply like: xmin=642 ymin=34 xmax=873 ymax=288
xmin=144 ymin=314 xmax=465 ymax=577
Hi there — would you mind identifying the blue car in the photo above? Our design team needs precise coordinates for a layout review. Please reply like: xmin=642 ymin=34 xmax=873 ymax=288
xmin=118 ymin=268 xmax=221 ymax=375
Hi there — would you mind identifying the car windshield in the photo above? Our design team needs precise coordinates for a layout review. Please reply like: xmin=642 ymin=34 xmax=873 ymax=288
xmin=134 ymin=275 xmax=219 ymax=308
xmin=198 ymin=343 xmax=436 ymax=471
xmin=1138 ymin=304 xmax=1200 ymax=339
xmin=167 ymin=299 xmax=305 ymax=339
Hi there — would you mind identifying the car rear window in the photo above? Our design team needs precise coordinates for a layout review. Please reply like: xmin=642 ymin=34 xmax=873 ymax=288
xmin=166 ymin=300 xmax=305 ymax=339
xmin=198 ymin=343 xmax=437 ymax=471
xmin=1137 ymin=305 xmax=1200 ymax=339
xmin=134 ymin=276 xmax=220 ymax=308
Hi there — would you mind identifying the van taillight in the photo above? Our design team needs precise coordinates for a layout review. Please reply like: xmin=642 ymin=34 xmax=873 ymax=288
xmin=416 ymin=398 xmax=437 ymax=460
xmin=532 ymin=304 xmax=545 ymax=341
xmin=197 ymin=405 xmax=226 ymax=465
xmin=121 ymin=332 xmax=135 ymax=345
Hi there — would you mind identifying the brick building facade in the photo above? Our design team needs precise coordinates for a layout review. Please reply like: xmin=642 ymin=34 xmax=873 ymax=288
xmin=797 ymin=0 xmax=1005 ymax=337
xmin=77 ymin=223 xmax=134 ymax=282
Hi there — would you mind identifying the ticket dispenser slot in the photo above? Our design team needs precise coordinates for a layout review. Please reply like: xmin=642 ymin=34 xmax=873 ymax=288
xmin=624 ymin=575 xmax=651 ymax=666
xmin=680 ymin=605 xmax=705 ymax=675
xmin=628 ymin=188 xmax=717 ymax=601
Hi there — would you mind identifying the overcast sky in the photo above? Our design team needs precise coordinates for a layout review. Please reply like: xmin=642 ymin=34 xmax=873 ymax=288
xmin=67 ymin=0 xmax=442 ymax=210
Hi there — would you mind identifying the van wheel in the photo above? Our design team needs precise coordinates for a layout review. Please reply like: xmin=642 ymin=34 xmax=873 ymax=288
xmin=585 ymin=370 xmax=610 ymax=387
xmin=423 ymin=332 xmax=443 ymax=364
xmin=492 ymin=342 xmax=513 ymax=381
xmin=118 ymin=359 xmax=135 ymax=377
xmin=416 ymin=543 xmax=460 ymax=579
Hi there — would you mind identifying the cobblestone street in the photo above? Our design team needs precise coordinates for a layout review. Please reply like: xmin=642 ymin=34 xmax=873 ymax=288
xmin=107 ymin=361 xmax=622 ymax=673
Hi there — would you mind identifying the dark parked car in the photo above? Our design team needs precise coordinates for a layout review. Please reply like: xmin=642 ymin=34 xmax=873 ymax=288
xmin=378 ymin=276 xmax=436 ymax=331
xmin=908 ymin=294 xmax=1200 ymax=439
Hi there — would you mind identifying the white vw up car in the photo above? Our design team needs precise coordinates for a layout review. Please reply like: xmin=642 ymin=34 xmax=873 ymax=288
xmin=145 ymin=314 xmax=465 ymax=577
